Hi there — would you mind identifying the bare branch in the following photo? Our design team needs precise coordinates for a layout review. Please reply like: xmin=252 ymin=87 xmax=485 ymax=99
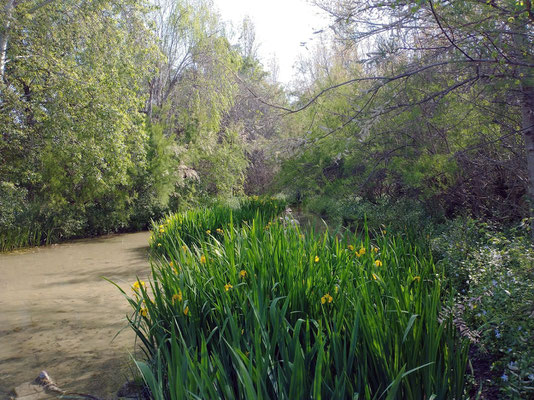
xmin=428 ymin=0 xmax=474 ymax=61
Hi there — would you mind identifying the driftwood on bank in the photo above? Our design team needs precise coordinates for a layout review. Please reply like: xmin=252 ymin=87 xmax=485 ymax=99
xmin=11 ymin=371 xmax=105 ymax=400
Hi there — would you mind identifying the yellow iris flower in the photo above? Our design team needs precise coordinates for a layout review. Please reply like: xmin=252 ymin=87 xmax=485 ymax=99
xmin=132 ymin=280 xmax=146 ymax=292
xmin=172 ymin=290 xmax=182 ymax=304
xmin=321 ymin=293 xmax=333 ymax=304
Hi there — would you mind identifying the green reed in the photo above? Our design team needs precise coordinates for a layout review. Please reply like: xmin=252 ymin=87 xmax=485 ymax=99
xmin=116 ymin=206 xmax=469 ymax=399
xmin=149 ymin=196 xmax=286 ymax=254
xmin=0 ymin=226 xmax=43 ymax=252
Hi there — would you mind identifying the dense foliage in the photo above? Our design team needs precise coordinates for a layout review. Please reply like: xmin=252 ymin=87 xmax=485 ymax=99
xmin=1 ymin=0 xmax=157 ymax=249
xmin=433 ymin=219 xmax=534 ymax=398
xmin=3 ymin=0 xmax=532 ymax=248
xmin=276 ymin=0 xmax=533 ymax=223
xmin=0 ymin=0 xmax=283 ymax=251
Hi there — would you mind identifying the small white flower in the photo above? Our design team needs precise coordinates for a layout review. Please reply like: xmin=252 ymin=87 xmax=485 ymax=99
xmin=501 ymin=374 xmax=508 ymax=382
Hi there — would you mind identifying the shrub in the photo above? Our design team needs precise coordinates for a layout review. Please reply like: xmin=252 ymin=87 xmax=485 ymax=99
xmin=433 ymin=219 xmax=534 ymax=398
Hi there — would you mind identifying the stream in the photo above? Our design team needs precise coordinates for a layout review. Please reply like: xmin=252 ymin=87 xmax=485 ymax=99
xmin=0 ymin=231 xmax=152 ymax=399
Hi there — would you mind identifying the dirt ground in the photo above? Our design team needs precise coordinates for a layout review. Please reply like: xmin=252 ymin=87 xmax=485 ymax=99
xmin=0 ymin=231 xmax=152 ymax=399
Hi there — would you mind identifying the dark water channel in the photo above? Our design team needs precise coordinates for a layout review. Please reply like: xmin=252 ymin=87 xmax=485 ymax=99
xmin=0 ymin=231 xmax=152 ymax=398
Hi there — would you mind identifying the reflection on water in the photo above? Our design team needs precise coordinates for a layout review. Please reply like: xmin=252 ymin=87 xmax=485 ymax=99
xmin=0 ymin=231 xmax=151 ymax=398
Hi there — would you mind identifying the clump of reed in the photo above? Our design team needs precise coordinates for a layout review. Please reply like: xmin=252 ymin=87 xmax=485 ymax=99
xmin=116 ymin=202 xmax=468 ymax=399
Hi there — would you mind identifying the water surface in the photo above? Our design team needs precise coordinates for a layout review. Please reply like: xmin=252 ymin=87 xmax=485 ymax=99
xmin=0 ymin=231 xmax=151 ymax=398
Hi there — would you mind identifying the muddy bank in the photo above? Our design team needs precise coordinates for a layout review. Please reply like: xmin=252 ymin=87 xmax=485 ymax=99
xmin=0 ymin=231 xmax=152 ymax=399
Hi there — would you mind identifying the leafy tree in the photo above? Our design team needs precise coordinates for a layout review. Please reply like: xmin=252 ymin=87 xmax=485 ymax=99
xmin=273 ymin=0 xmax=532 ymax=223
xmin=146 ymin=0 xmax=249 ymax=203
xmin=0 ymin=0 xmax=158 ymax=240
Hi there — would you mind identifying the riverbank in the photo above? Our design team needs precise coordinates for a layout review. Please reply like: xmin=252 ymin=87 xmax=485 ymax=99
xmin=0 ymin=231 xmax=151 ymax=398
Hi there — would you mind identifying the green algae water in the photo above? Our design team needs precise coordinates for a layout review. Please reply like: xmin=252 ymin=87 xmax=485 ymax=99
xmin=0 ymin=231 xmax=151 ymax=398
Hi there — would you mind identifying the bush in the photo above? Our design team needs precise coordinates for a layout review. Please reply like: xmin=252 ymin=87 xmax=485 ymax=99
xmin=303 ymin=196 xmax=440 ymax=243
xmin=340 ymin=198 xmax=440 ymax=236
xmin=433 ymin=219 xmax=534 ymax=398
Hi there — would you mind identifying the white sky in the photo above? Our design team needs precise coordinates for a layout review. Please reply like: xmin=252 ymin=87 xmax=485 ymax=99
xmin=212 ymin=0 xmax=330 ymax=84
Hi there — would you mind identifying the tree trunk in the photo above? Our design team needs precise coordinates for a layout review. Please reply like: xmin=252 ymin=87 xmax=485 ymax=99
xmin=521 ymin=82 xmax=534 ymax=237
xmin=0 ymin=0 xmax=15 ymax=83
xmin=515 ymin=17 xmax=534 ymax=238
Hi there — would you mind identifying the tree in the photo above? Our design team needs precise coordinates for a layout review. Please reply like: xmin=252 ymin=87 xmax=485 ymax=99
xmin=0 ymin=0 xmax=15 ymax=82
xmin=0 ymin=0 xmax=158 ymax=239
xmin=145 ymin=0 xmax=250 ymax=203
xmin=283 ymin=0 xmax=533 ymax=224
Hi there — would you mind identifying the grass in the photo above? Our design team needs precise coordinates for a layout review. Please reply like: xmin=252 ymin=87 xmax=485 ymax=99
xmin=116 ymin=199 xmax=469 ymax=399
